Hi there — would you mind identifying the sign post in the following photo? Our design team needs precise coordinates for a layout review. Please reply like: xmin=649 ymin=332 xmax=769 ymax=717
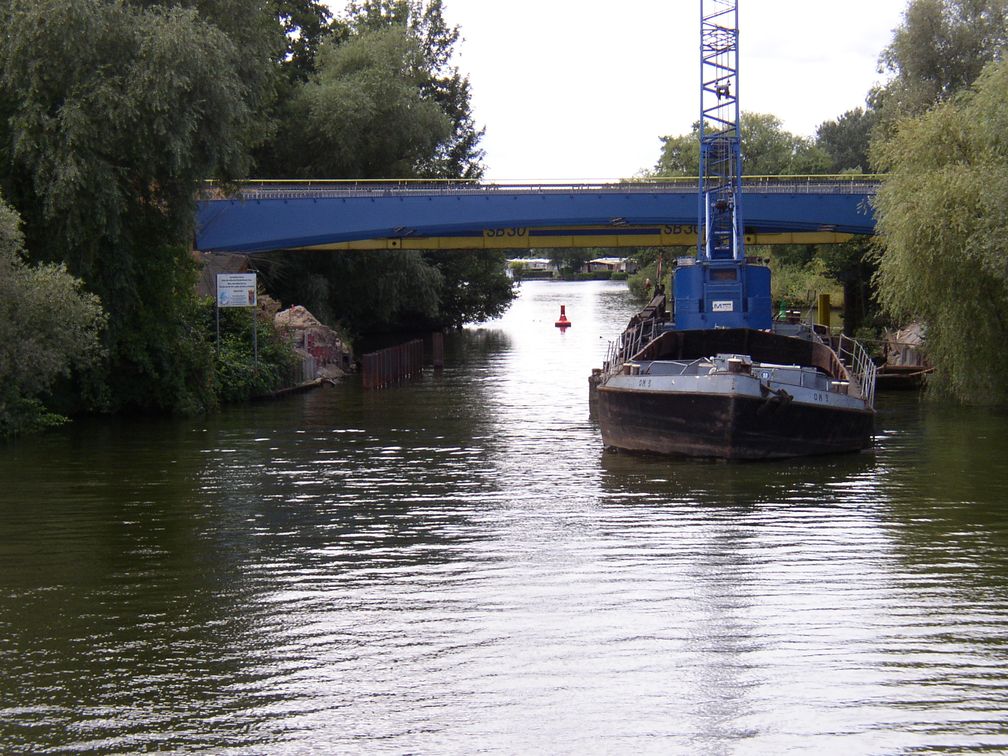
xmin=216 ymin=273 xmax=258 ymax=364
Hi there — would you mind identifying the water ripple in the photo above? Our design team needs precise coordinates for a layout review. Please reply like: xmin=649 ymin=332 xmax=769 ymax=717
xmin=1 ymin=283 xmax=1008 ymax=752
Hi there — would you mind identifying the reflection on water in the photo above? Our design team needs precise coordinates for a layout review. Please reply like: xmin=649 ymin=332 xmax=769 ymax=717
xmin=1 ymin=281 xmax=1007 ymax=752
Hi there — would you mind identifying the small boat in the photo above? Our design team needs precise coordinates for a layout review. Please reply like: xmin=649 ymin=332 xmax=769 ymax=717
xmin=876 ymin=323 xmax=932 ymax=390
xmin=592 ymin=296 xmax=877 ymax=459
xmin=875 ymin=364 xmax=932 ymax=391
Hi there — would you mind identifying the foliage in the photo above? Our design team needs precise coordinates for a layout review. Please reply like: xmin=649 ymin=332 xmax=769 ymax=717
xmin=0 ymin=0 xmax=266 ymax=415
xmin=359 ymin=250 xmax=444 ymax=327
xmin=272 ymin=0 xmax=343 ymax=83
xmin=256 ymin=0 xmax=484 ymax=179
xmin=767 ymin=252 xmax=841 ymax=314
xmin=420 ymin=250 xmax=516 ymax=328
xmin=345 ymin=0 xmax=485 ymax=178
xmin=546 ymin=249 xmax=594 ymax=274
xmin=815 ymin=107 xmax=879 ymax=174
xmin=741 ymin=113 xmax=831 ymax=175
xmin=82 ymin=247 xmax=221 ymax=415
xmin=0 ymin=0 xmax=257 ymax=255
xmin=877 ymin=0 xmax=1008 ymax=118
xmin=871 ymin=58 xmax=1008 ymax=402
xmin=211 ymin=303 xmax=300 ymax=402
xmin=258 ymin=248 xmax=516 ymax=334
xmin=653 ymin=131 xmax=701 ymax=177
xmin=277 ymin=27 xmax=452 ymax=178
xmin=627 ymin=251 xmax=672 ymax=302
xmin=0 ymin=0 xmax=497 ymax=426
xmin=0 ymin=196 xmax=105 ymax=437
xmin=250 ymin=0 xmax=496 ymax=335
xmin=655 ymin=113 xmax=830 ymax=177
xmin=815 ymin=238 xmax=882 ymax=334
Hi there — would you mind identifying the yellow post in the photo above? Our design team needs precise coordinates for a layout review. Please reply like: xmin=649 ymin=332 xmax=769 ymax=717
xmin=816 ymin=293 xmax=831 ymax=330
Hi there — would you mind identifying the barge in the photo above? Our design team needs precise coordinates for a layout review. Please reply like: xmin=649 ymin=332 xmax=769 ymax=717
xmin=592 ymin=0 xmax=876 ymax=460
xmin=594 ymin=313 xmax=877 ymax=459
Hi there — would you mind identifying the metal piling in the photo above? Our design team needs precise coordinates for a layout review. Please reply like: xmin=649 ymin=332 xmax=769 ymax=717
xmin=361 ymin=338 xmax=425 ymax=390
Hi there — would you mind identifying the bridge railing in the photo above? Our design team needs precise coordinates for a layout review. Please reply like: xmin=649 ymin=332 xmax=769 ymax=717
xmin=201 ymin=175 xmax=882 ymax=201
xmin=743 ymin=175 xmax=883 ymax=195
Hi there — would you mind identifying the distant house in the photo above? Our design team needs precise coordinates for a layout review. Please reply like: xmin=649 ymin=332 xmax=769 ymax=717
xmin=586 ymin=257 xmax=638 ymax=274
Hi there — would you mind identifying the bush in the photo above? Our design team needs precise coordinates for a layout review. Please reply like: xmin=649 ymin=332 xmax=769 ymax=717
xmin=0 ymin=198 xmax=106 ymax=437
xmin=558 ymin=271 xmax=613 ymax=281
xmin=209 ymin=302 xmax=300 ymax=402
xmin=511 ymin=268 xmax=554 ymax=280
xmin=628 ymin=262 xmax=671 ymax=302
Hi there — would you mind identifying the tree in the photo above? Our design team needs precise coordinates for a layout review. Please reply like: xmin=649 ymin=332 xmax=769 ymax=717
xmin=276 ymin=26 xmax=453 ymax=178
xmin=257 ymin=0 xmax=484 ymax=180
xmin=767 ymin=253 xmax=841 ymax=313
xmin=878 ymin=0 xmax=1008 ymax=118
xmin=0 ymin=0 xmax=266 ymax=413
xmin=815 ymin=107 xmax=878 ymax=174
xmin=742 ymin=113 xmax=830 ymax=175
xmin=253 ymin=0 xmax=503 ymax=334
xmin=654 ymin=113 xmax=830 ymax=177
xmin=0 ymin=196 xmax=105 ymax=436
xmin=654 ymin=132 xmax=700 ymax=177
xmin=345 ymin=0 xmax=485 ymax=178
xmin=259 ymin=246 xmax=516 ymax=335
xmin=812 ymin=108 xmax=891 ymax=330
xmin=871 ymin=58 xmax=1008 ymax=401
xmin=547 ymin=249 xmax=594 ymax=275
xmin=272 ymin=0 xmax=342 ymax=83
xmin=421 ymin=250 xmax=516 ymax=328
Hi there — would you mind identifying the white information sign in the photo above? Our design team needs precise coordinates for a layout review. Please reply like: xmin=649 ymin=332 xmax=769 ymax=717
xmin=712 ymin=300 xmax=734 ymax=312
xmin=217 ymin=273 xmax=257 ymax=308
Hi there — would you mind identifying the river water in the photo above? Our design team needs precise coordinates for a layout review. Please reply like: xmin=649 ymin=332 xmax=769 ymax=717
xmin=2 ymin=280 xmax=1008 ymax=753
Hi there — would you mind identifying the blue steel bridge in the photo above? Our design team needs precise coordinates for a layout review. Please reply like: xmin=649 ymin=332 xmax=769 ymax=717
xmin=193 ymin=175 xmax=880 ymax=255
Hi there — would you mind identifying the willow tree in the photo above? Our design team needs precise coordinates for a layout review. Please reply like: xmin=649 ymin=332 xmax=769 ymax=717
xmin=872 ymin=59 xmax=1008 ymax=402
xmin=0 ymin=0 xmax=267 ymax=413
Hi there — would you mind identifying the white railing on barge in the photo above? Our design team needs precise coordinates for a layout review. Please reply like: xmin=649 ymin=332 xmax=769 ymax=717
xmin=837 ymin=334 xmax=878 ymax=408
xmin=603 ymin=319 xmax=660 ymax=378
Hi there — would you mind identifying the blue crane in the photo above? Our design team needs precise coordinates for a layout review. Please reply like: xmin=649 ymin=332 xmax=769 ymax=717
xmin=672 ymin=0 xmax=773 ymax=330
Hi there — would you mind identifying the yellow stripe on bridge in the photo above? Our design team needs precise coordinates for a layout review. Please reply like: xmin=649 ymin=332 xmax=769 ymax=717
xmin=292 ymin=226 xmax=854 ymax=252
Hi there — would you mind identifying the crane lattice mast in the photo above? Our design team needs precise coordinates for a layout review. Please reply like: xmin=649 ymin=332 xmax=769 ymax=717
xmin=698 ymin=0 xmax=744 ymax=263
xmin=673 ymin=0 xmax=770 ymax=331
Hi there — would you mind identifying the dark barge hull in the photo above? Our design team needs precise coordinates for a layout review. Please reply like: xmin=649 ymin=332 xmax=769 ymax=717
xmin=597 ymin=386 xmax=874 ymax=460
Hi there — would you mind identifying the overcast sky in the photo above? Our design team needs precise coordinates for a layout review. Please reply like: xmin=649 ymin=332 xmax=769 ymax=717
xmin=438 ymin=1 xmax=910 ymax=180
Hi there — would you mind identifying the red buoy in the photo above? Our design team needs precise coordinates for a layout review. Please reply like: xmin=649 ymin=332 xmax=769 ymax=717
xmin=555 ymin=304 xmax=571 ymax=329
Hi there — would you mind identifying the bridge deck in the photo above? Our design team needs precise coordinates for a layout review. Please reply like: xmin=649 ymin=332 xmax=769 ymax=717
xmin=195 ymin=176 xmax=880 ymax=254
